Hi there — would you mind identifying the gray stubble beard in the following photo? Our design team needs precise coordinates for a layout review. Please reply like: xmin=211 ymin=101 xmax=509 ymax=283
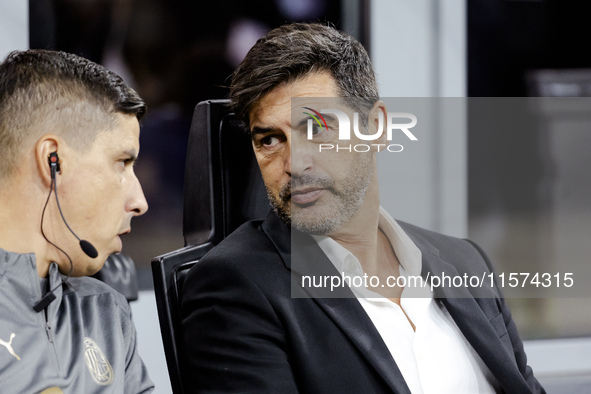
xmin=267 ymin=153 xmax=373 ymax=235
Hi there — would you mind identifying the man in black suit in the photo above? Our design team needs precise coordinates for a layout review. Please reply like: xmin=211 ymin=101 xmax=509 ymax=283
xmin=181 ymin=23 xmax=544 ymax=393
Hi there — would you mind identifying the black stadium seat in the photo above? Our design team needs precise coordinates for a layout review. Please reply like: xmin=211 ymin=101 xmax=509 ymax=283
xmin=151 ymin=100 xmax=268 ymax=394
xmin=92 ymin=253 xmax=139 ymax=302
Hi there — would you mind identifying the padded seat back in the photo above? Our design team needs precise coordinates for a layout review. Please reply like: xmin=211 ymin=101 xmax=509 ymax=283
xmin=152 ymin=100 xmax=268 ymax=394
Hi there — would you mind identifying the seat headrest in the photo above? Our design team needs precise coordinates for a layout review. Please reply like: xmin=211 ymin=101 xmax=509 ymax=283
xmin=182 ymin=100 xmax=269 ymax=246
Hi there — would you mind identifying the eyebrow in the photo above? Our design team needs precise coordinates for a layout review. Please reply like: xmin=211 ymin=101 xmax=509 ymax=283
xmin=250 ymin=126 xmax=273 ymax=137
xmin=250 ymin=112 xmax=341 ymax=135
xmin=122 ymin=149 xmax=138 ymax=161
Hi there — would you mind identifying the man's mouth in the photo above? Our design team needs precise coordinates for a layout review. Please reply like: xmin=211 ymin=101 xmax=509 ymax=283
xmin=291 ymin=188 xmax=324 ymax=205
xmin=117 ymin=227 xmax=131 ymax=237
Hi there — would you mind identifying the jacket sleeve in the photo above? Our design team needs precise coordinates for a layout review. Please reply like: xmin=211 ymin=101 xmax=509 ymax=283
xmin=180 ymin=256 xmax=299 ymax=394
xmin=466 ymin=239 xmax=546 ymax=394
xmin=498 ymin=292 xmax=546 ymax=394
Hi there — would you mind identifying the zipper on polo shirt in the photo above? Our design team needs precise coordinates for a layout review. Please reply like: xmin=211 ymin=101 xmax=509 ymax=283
xmin=44 ymin=299 xmax=63 ymax=375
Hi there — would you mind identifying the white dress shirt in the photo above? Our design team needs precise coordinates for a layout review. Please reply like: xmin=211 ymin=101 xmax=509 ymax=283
xmin=312 ymin=207 xmax=500 ymax=394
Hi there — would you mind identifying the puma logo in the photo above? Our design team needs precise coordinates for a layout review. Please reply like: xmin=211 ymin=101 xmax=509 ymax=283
xmin=0 ymin=333 xmax=20 ymax=361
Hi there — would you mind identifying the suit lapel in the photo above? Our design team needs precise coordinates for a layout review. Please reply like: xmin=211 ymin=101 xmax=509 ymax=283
xmin=262 ymin=212 xmax=411 ymax=393
xmin=403 ymin=225 xmax=533 ymax=394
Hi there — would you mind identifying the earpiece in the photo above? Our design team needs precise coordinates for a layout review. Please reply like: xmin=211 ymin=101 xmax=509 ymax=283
xmin=48 ymin=152 xmax=60 ymax=174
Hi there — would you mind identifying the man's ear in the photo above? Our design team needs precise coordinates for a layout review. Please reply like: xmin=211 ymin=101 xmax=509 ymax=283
xmin=369 ymin=100 xmax=388 ymax=148
xmin=35 ymin=135 xmax=60 ymax=187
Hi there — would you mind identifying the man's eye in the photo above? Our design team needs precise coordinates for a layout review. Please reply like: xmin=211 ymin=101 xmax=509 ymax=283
xmin=121 ymin=158 xmax=133 ymax=168
xmin=261 ymin=135 xmax=280 ymax=147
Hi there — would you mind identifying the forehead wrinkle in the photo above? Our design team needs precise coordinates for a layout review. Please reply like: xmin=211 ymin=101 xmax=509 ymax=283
xmin=250 ymin=106 xmax=291 ymax=133
xmin=250 ymin=72 xmax=341 ymax=132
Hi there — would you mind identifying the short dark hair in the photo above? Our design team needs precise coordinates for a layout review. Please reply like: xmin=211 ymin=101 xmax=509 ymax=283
xmin=0 ymin=49 xmax=146 ymax=179
xmin=230 ymin=23 xmax=378 ymax=128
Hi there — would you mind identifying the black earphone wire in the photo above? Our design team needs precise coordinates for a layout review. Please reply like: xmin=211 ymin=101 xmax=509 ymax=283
xmin=53 ymin=175 xmax=82 ymax=244
xmin=40 ymin=165 xmax=73 ymax=293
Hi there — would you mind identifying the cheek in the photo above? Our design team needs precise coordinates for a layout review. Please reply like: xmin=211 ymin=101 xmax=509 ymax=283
xmin=318 ymin=152 xmax=361 ymax=183
xmin=257 ymin=157 xmax=285 ymax=184
xmin=260 ymin=169 xmax=282 ymax=192
xmin=85 ymin=177 xmax=123 ymax=215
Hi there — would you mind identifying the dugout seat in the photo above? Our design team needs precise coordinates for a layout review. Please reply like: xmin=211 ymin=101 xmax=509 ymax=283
xmin=151 ymin=99 xmax=268 ymax=394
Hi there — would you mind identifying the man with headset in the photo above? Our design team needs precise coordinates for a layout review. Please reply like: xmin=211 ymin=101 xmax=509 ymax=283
xmin=0 ymin=49 xmax=153 ymax=393
xmin=180 ymin=23 xmax=544 ymax=393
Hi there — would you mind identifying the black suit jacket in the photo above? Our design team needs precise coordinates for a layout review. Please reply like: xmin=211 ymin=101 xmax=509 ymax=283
xmin=180 ymin=211 xmax=544 ymax=393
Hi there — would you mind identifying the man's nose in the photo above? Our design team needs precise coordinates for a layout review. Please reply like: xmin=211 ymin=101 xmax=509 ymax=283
xmin=127 ymin=175 xmax=149 ymax=216
xmin=289 ymin=132 xmax=314 ymax=177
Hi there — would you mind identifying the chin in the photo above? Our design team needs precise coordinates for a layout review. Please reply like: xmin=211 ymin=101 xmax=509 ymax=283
xmin=77 ymin=252 xmax=107 ymax=276
xmin=86 ymin=261 xmax=106 ymax=277
xmin=292 ymin=210 xmax=347 ymax=235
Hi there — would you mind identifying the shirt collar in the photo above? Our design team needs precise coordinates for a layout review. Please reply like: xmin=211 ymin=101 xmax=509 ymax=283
xmin=312 ymin=207 xmax=423 ymax=278
xmin=377 ymin=207 xmax=423 ymax=277
xmin=0 ymin=248 xmax=65 ymax=313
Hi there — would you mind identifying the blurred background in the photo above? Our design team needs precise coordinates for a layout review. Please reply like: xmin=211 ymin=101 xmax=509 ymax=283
xmin=2 ymin=0 xmax=591 ymax=391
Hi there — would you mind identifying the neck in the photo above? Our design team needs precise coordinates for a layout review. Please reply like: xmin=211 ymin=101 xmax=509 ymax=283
xmin=328 ymin=180 xmax=395 ymax=271
xmin=327 ymin=184 xmax=402 ymax=299
xmin=0 ymin=178 xmax=62 ymax=277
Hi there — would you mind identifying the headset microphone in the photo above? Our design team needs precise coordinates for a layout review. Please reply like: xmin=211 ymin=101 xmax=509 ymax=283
xmin=79 ymin=240 xmax=98 ymax=259
xmin=34 ymin=152 xmax=98 ymax=313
